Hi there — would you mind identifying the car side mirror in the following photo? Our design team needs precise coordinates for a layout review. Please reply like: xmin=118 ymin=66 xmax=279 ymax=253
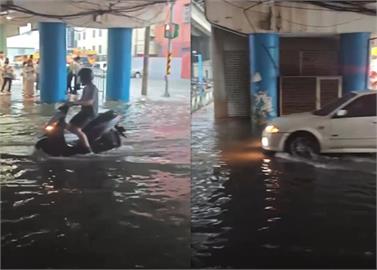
xmin=336 ymin=109 xmax=348 ymax=117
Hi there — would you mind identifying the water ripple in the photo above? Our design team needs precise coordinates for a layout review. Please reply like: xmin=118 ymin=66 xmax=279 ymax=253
xmin=191 ymin=104 xmax=376 ymax=269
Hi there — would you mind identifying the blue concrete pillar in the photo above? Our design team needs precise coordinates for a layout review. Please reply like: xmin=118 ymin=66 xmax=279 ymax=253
xmin=106 ymin=28 xmax=132 ymax=101
xmin=39 ymin=22 xmax=66 ymax=103
xmin=340 ymin=32 xmax=370 ymax=93
xmin=249 ymin=33 xmax=279 ymax=127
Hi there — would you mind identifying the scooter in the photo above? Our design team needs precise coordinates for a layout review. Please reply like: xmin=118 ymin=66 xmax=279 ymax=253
xmin=35 ymin=104 xmax=126 ymax=156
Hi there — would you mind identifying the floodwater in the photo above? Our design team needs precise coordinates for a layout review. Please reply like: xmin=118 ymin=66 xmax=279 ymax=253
xmin=0 ymin=81 xmax=191 ymax=269
xmin=192 ymin=104 xmax=376 ymax=269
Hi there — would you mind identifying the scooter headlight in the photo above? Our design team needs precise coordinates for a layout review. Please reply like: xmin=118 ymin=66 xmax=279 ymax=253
xmin=45 ymin=122 xmax=57 ymax=132
xmin=45 ymin=125 xmax=54 ymax=132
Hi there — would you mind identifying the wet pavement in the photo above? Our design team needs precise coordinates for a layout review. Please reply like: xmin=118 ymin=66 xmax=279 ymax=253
xmin=0 ymin=79 xmax=191 ymax=268
xmin=191 ymin=104 xmax=376 ymax=269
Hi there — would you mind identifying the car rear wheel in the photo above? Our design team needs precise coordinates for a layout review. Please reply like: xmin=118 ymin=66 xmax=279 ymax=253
xmin=288 ymin=134 xmax=319 ymax=158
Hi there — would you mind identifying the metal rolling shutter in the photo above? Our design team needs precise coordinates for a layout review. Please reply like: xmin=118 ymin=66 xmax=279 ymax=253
xmin=280 ymin=77 xmax=316 ymax=115
xmin=320 ymin=79 xmax=341 ymax=107
xmin=224 ymin=51 xmax=250 ymax=117
xmin=300 ymin=50 xmax=338 ymax=76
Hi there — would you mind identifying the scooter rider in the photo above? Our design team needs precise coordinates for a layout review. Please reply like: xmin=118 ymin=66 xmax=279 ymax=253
xmin=65 ymin=68 xmax=98 ymax=153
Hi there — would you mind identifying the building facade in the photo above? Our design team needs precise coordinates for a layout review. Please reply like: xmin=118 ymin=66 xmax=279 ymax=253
xmin=204 ymin=1 xmax=377 ymax=122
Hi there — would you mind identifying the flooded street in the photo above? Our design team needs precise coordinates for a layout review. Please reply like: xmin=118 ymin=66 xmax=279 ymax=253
xmin=192 ymin=104 xmax=376 ymax=269
xmin=0 ymin=79 xmax=191 ymax=269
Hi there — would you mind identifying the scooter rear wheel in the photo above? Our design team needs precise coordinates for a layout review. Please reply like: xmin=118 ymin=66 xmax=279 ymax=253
xmin=91 ymin=129 xmax=121 ymax=153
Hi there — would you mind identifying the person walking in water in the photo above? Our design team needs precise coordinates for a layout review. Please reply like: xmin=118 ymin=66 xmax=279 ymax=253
xmin=1 ymin=58 xmax=15 ymax=94
xmin=67 ymin=56 xmax=81 ymax=95
xmin=0 ymin=51 xmax=5 ymax=90
xmin=22 ymin=59 xmax=35 ymax=97
xmin=35 ymin=59 xmax=40 ymax=91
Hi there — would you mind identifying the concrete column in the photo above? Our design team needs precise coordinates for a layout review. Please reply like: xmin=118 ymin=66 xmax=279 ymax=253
xmin=39 ymin=22 xmax=67 ymax=103
xmin=0 ymin=24 xmax=7 ymax=55
xmin=340 ymin=32 xmax=370 ymax=93
xmin=249 ymin=33 xmax=279 ymax=129
xmin=106 ymin=28 xmax=132 ymax=101
xmin=211 ymin=27 xmax=227 ymax=118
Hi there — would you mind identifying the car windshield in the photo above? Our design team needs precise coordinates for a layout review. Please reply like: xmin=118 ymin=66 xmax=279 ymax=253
xmin=313 ymin=93 xmax=357 ymax=116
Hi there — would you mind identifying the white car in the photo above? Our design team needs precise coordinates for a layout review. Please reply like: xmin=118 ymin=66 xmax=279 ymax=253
xmin=261 ymin=91 xmax=377 ymax=157
xmin=91 ymin=63 xmax=142 ymax=78
xmin=131 ymin=69 xmax=142 ymax=78
xmin=93 ymin=62 xmax=107 ymax=71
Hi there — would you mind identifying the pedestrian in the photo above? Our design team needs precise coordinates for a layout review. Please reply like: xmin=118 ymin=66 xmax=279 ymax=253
xmin=22 ymin=55 xmax=29 ymax=91
xmin=72 ymin=56 xmax=82 ymax=94
xmin=22 ymin=55 xmax=28 ymax=67
xmin=0 ymin=52 xmax=4 ymax=66
xmin=67 ymin=60 xmax=74 ymax=94
xmin=67 ymin=57 xmax=81 ymax=95
xmin=35 ymin=59 xmax=40 ymax=91
xmin=22 ymin=59 xmax=35 ymax=97
xmin=0 ymin=51 xmax=5 ymax=92
xmin=1 ymin=58 xmax=15 ymax=94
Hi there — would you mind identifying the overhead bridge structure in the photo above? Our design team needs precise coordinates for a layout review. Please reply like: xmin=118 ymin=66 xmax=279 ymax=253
xmin=0 ymin=0 xmax=167 ymax=103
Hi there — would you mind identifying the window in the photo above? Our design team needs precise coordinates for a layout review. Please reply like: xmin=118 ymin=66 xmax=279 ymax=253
xmin=99 ymin=29 xmax=102 ymax=37
xmin=83 ymin=31 xmax=86 ymax=40
xmin=341 ymin=94 xmax=376 ymax=118
xmin=183 ymin=4 xmax=190 ymax=24
xmin=77 ymin=33 xmax=81 ymax=40
xmin=92 ymin=45 xmax=96 ymax=51
xmin=98 ymin=45 xmax=102 ymax=54
xmin=150 ymin=26 xmax=155 ymax=37
xmin=93 ymin=29 xmax=96 ymax=38
xmin=313 ymin=93 xmax=356 ymax=116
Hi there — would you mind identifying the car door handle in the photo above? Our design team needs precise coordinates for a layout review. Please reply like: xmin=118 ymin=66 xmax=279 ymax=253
xmin=372 ymin=121 xmax=377 ymax=124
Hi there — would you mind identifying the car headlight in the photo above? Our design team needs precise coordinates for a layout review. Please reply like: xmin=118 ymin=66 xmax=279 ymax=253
xmin=264 ymin=125 xmax=279 ymax=133
xmin=261 ymin=137 xmax=269 ymax=147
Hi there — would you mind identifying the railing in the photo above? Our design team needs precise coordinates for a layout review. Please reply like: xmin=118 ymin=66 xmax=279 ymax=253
xmin=191 ymin=78 xmax=213 ymax=113
xmin=92 ymin=68 xmax=107 ymax=101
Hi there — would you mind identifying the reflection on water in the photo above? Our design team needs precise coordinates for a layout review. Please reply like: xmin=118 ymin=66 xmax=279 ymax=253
xmin=0 ymin=89 xmax=190 ymax=268
xmin=191 ymin=104 xmax=376 ymax=269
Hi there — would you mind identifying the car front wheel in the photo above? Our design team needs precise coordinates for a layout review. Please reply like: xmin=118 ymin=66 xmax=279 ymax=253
xmin=288 ymin=134 xmax=319 ymax=158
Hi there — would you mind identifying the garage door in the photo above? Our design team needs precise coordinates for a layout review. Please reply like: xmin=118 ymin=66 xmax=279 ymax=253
xmin=224 ymin=51 xmax=250 ymax=117
xmin=280 ymin=76 xmax=342 ymax=115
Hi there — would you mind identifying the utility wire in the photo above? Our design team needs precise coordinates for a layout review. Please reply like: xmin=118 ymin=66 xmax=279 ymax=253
xmin=0 ymin=1 xmax=167 ymax=20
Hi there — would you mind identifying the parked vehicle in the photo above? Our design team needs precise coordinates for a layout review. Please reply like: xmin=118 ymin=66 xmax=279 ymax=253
xmin=91 ymin=63 xmax=142 ymax=78
xmin=261 ymin=91 xmax=377 ymax=157
xmin=93 ymin=61 xmax=107 ymax=72
xmin=131 ymin=69 xmax=142 ymax=78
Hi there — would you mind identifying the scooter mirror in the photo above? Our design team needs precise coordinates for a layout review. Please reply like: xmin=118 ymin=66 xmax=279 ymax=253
xmin=58 ymin=104 xmax=69 ymax=113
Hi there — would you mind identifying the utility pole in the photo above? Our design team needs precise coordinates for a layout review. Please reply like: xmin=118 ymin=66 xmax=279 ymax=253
xmin=141 ymin=26 xmax=150 ymax=96
xmin=163 ymin=0 xmax=175 ymax=97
